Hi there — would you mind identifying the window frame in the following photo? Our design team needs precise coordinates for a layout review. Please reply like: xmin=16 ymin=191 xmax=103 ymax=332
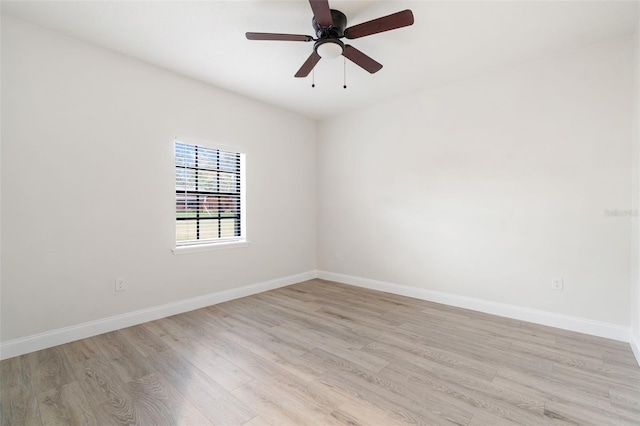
xmin=172 ymin=138 xmax=247 ymax=255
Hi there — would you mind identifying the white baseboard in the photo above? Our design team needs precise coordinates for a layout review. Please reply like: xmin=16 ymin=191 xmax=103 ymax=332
xmin=3 ymin=269 xmax=635 ymax=361
xmin=631 ymin=333 xmax=640 ymax=367
xmin=317 ymin=271 xmax=631 ymax=343
xmin=0 ymin=271 xmax=316 ymax=360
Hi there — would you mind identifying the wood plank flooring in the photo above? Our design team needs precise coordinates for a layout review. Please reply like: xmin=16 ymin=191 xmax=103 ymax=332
xmin=2 ymin=279 xmax=639 ymax=425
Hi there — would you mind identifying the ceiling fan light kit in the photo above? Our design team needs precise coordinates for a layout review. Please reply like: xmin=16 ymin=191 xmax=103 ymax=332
xmin=245 ymin=0 xmax=414 ymax=83
xmin=315 ymin=39 xmax=344 ymax=59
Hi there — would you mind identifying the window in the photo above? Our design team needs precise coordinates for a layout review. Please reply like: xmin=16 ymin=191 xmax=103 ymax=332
xmin=175 ymin=140 xmax=245 ymax=248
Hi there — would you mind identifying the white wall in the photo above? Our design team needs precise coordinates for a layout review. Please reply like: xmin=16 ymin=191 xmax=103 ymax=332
xmin=0 ymin=7 xmax=3 ymax=348
xmin=1 ymin=16 xmax=317 ymax=342
xmin=631 ymin=17 xmax=640 ymax=360
xmin=318 ymin=36 xmax=635 ymax=328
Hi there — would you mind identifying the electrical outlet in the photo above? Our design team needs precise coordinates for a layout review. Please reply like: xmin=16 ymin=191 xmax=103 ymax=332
xmin=115 ymin=278 xmax=126 ymax=292
xmin=551 ymin=277 xmax=563 ymax=291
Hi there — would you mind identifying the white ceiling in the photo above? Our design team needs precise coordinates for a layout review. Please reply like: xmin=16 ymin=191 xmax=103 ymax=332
xmin=2 ymin=1 xmax=638 ymax=119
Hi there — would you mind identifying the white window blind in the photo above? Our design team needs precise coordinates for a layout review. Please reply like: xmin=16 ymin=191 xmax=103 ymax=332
xmin=175 ymin=141 xmax=244 ymax=246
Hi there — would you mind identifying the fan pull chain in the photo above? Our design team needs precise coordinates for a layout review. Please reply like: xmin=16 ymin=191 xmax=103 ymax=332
xmin=343 ymin=57 xmax=347 ymax=89
xmin=312 ymin=68 xmax=315 ymax=88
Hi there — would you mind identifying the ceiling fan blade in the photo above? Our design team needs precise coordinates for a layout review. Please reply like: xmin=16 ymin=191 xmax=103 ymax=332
xmin=309 ymin=0 xmax=333 ymax=27
xmin=295 ymin=52 xmax=322 ymax=77
xmin=342 ymin=45 xmax=383 ymax=74
xmin=344 ymin=9 xmax=414 ymax=39
xmin=246 ymin=32 xmax=313 ymax=42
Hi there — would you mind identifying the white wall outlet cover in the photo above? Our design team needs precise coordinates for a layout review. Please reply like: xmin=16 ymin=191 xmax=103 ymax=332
xmin=552 ymin=277 xmax=563 ymax=291
xmin=115 ymin=278 xmax=126 ymax=292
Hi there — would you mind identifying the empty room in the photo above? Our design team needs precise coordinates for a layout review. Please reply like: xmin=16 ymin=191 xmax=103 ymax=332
xmin=2 ymin=0 xmax=640 ymax=424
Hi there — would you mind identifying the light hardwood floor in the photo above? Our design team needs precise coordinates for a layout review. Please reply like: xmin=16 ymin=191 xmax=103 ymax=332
xmin=2 ymin=279 xmax=639 ymax=425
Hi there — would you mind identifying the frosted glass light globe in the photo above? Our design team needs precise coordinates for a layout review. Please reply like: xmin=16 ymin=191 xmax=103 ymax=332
xmin=316 ymin=41 xmax=343 ymax=59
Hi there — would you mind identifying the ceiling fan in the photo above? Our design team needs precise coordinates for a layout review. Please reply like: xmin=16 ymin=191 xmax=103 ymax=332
xmin=245 ymin=0 xmax=414 ymax=78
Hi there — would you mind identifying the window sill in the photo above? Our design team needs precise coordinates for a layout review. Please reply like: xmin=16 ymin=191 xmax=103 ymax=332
xmin=172 ymin=240 xmax=249 ymax=255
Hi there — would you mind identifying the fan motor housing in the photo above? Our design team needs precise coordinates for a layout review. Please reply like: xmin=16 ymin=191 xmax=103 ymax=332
xmin=312 ymin=9 xmax=347 ymax=38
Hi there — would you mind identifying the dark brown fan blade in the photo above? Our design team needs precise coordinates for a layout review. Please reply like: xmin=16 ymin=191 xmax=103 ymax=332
xmin=342 ymin=45 xmax=382 ymax=74
xmin=309 ymin=0 xmax=333 ymax=27
xmin=246 ymin=32 xmax=313 ymax=42
xmin=344 ymin=10 xmax=414 ymax=39
xmin=295 ymin=52 xmax=321 ymax=77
